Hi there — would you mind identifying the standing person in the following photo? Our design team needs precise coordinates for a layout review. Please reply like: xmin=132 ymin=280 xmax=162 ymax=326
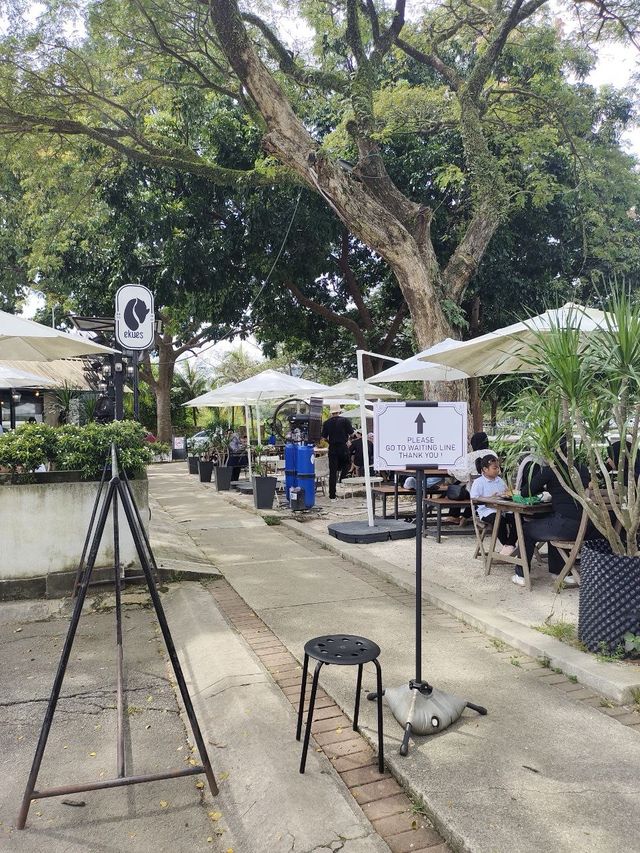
xmin=321 ymin=403 xmax=354 ymax=500
xmin=520 ymin=446 xmax=589 ymax=587
xmin=470 ymin=455 xmax=517 ymax=557
xmin=227 ymin=428 xmax=248 ymax=481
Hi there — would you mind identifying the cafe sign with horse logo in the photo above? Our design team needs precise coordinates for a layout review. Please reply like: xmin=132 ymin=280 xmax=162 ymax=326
xmin=115 ymin=284 xmax=155 ymax=350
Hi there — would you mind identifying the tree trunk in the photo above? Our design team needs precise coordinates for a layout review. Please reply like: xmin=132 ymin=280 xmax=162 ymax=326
xmin=469 ymin=378 xmax=483 ymax=432
xmin=155 ymin=339 xmax=177 ymax=444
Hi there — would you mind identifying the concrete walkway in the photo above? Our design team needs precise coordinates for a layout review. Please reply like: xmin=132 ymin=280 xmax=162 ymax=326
xmin=148 ymin=464 xmax=640 ymax=853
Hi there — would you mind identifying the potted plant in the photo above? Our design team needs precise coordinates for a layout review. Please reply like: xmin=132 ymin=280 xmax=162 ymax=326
xmin=252 ymin=444 xmax=278 ymax=510
xmin=210 ymin=430 xmax=233 ymax=491
xmin=186 ymin=437 xmax=200 ymax=474
xmin=508 ymin=287 xmax=640 ymax=653
xmin=197 ymin=435 xmax=215 ymax=483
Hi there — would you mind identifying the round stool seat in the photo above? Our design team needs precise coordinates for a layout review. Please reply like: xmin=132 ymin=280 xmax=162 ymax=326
xmin=304 ymin=634 xmax=380 ymax=666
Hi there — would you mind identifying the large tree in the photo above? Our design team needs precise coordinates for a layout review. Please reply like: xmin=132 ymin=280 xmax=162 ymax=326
xmin=0 ymin=0 xmax=638 ymax=400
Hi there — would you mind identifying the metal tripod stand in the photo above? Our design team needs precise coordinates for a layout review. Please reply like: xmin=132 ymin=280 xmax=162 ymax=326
xmin=17 ymin=444 xmax=218 ymax=829
xmin=369 ymin=467 xmax=487 ymax=756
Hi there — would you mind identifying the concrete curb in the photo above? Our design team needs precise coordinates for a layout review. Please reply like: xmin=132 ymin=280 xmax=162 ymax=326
xmin=281 ymin=519 xmax=640 ymax=704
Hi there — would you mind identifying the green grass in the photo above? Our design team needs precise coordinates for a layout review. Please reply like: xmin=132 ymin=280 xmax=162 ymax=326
xmin=535 ymin=620 xmax=577 ymax=644
xmin=262 ymin=515 xmax=282 ymax=526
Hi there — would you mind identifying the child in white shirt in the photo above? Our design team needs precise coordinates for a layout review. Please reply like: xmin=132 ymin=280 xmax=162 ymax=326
xmin=470 ymin=455 xmax=517 ymax=555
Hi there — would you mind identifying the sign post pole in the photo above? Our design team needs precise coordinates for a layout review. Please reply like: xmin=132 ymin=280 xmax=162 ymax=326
xmin=368 ymin=401 xmax=487 ymax=757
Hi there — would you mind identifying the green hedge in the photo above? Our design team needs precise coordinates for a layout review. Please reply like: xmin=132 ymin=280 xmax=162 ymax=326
xmin=0 ymin=421 xmax=154 ymax=479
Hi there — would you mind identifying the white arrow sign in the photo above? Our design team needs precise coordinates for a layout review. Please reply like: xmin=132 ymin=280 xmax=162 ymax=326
xmin=373 ymin=401 xmax=467 ymax=470
xmin=115 ymin=284 xmax=155 ymax=351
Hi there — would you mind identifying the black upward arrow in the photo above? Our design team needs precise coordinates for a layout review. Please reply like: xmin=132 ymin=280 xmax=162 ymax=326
xmin=414 ymin=413 xmax=425 ymax=434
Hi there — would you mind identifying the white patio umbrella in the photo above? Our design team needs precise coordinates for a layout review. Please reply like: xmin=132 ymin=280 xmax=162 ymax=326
xmin=417 ymin=303 xmax=613 ymax=377
xmin=0 ymin=310 xmax=113 ymax=361
xmin=0 ymin=365 xmax=56 ymax=388
xmin=184 ymin=370 xmax=331 ymax=476
xmin=369 ymin=340 xmax=469 ymax=383
xmin=320 ymin=378 xmax=400 ymax=399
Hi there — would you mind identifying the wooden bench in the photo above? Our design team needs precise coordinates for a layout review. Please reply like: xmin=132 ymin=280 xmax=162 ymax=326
xmin=372 ymin=484 xmax=414 ymax=518
xmin=423 ymin=497 xmax=474 ymax=543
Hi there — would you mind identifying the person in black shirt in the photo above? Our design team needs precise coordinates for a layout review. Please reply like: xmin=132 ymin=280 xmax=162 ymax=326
xmin=349 ymin=430 xmax=374 ymax=476
xmin=321 ymin=403 xmax=354 ymax=499
xmin=520 ymin=450 xmax=590 ymax=585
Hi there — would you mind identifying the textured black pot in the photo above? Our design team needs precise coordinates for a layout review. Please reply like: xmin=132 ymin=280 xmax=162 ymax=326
xmin=198 ymin=460 xmax=213 ymax=483
xmin=213 ymin=466 xmax=233 ymax=491
xmin=578 ymin=539 xmax=640 ymax=653
xmin=187 ymin=456 xmax=199 ymax=475
xmin=253 ymin=475 xmax=277 ymax=510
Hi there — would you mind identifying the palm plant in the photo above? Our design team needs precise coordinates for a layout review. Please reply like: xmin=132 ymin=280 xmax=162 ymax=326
xmin=506 ymin=287 xmax=640 ymax=556
xmin=174 ymin=362 xmax=210 ymax=427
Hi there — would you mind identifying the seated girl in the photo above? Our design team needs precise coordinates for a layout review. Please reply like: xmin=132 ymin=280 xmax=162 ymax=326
xmin=470 ymin=455 xmax=517 ymax=556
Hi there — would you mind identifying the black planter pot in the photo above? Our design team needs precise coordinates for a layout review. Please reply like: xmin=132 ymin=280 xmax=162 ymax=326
xmin=198 ymin=460 xmax=213 ymax=483
xmin=253 ymin=475 xmax=277 ymax=510
xmin=578 ymin=539 xmax=640 ymax=653
xmin=187 ymin=456 xmax=199 ymax=475
xmin=213 ymin=466 xmax=233 ymax=491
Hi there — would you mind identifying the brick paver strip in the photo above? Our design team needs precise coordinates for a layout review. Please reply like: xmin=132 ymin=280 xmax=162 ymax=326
xmin=342 ymin=765 xmax=392 ymax=787
xmin=387 ymin=827 xmax=445 ymax=852
xmin=351 ymin=778 xmax=404 ymax=805
xmin=207 ymin=579 xmax=452 ymax=851
xmin=361 ymin=793 xmax=412 ymax=821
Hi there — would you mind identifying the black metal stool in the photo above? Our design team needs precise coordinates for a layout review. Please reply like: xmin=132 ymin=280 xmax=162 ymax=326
xmin=296 ymin=634 xmax=384 ymax=774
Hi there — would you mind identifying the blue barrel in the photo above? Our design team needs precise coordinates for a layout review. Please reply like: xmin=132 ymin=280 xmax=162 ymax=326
xmin=284 ymin=442 xmax=297 ymax=501
xmin=296 ymin=443 xmax=315 ymax=509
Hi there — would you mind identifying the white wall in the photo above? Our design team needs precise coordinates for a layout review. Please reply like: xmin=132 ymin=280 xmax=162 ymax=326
xmin=0 ymin=479 xmax=149 ymax=579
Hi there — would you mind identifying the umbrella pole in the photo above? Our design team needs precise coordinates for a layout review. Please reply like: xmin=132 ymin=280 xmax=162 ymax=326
xmin=256 ymin=401 xmax=262 ymax=446
xmin=357 ymin=350 xmax=375 ymax=528
xmin=244 ymin=402 xmax=252 ymax=479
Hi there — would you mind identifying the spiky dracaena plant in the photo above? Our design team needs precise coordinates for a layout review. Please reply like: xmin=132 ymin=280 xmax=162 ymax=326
xmin=506 ymin=287 xmax=640 ymax=556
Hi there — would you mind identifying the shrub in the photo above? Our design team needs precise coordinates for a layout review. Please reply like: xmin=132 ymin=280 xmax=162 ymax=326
xmin=56 ymin=421 xmax=154 ymax=478
xmin=0 ymin=423 xmax=58 ymax=472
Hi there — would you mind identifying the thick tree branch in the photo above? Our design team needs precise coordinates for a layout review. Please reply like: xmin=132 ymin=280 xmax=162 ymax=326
xmin=242 ymin=13 xmax=347 ymax=91
xmin=395 ymin=37 xmax=463 ymax=90
xmin=336 ymin=230 xmax=374 ymax=329
xmin=0 ymin=106 xmax=285 ymax=186
xmin=379 ymin=302 xmax=408 ymax=354
xmin=283 ymin=279 xmax=368 ymax=347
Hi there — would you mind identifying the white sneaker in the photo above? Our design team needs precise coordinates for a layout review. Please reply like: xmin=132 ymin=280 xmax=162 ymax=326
xmin=559 ymin=574 xmax=577 ymax=587
xmin=500 ymin=545 xmax=516 ymax=556
xmin=511 ymin=574 xmax=525 ymax=587
xmin=329 ymin=497 xmax=338 ymax=501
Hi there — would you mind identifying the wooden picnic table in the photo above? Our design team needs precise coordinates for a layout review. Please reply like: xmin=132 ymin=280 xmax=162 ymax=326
xmin=480 ymin=495 xmax=553 ymax=591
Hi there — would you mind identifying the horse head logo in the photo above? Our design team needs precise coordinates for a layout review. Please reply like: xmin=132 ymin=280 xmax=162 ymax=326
xmin=123 ymin=298 xmax=150 ymax=331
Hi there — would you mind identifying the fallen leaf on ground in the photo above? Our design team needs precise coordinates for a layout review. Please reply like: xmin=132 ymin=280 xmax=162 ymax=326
xmin=159 ymin=800 xmax=169 ymax=809
xmin=88 ymin=752 xmax=96 ymax=757
xmin=195 ymin=781 xmax=204 ymax=789
xmin=208 ymin=811 xmax=222 ymax=822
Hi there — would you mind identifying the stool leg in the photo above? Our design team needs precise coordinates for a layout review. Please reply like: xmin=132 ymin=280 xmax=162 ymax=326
xmin=373 ymin=658 xmax=384 ymax=773
xmin=296 ymin=653 xmax=309 ymax=741
xmin=353 ymin=664 xmax=363 ymax=731
xmin=300 ymin=661 xmax=323 ymax=774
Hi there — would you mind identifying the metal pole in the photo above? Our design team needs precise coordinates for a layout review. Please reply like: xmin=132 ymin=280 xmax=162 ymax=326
xmin=116 ymin=476 xmax=218 ymax=797
xmin=245 ymin=402 xmax=252 ymax=479
xmin=356 ymin=350 xmax=375 ymax=528
xmin=256 ymin=400 xmax=262 ymax=446
xmin=133 ymin=351 xmax=140 ymax=422
xmin=113 ymin=354 xmax=124 ymax=421
xmin=17 ymin=479 xmax=118 ymax=829
xmin=415 ymin=469 xmax=424 ymax=684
